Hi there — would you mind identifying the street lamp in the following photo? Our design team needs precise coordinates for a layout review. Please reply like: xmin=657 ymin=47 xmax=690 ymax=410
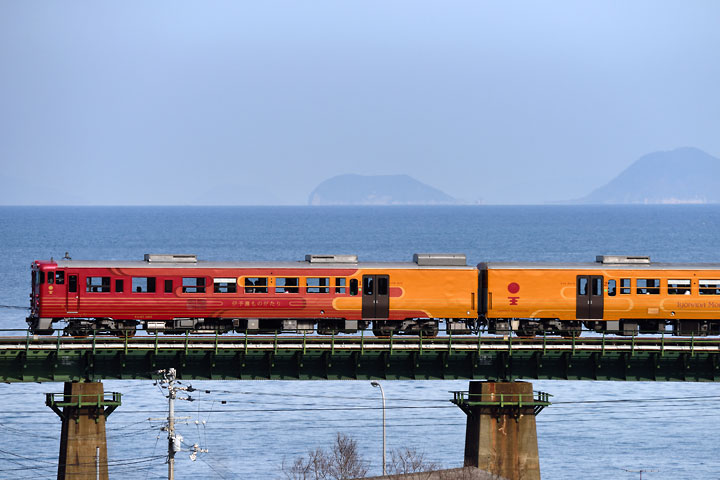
xmin=370 ymin=381 xmax=386 ymax=476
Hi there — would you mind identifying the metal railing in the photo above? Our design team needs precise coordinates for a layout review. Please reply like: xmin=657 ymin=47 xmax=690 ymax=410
xmin=5 ymin=329 xmax=720 ymax=355
xmin=450 ymin=390 xmax=552 ymax=408
xmin=450 ymin=390 xmax=552 ymax=415
xmin=45 ymin=392 xmax=122 ymax=409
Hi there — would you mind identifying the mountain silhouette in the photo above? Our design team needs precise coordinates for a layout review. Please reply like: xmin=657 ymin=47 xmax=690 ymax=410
xmin=308 ymin=174 xmax=457 ymax=205
xmin=577 ymin=147 xmax=720 ymax=204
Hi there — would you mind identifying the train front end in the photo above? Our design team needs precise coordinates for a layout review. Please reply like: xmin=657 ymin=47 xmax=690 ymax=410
xmin=27 ymin=260 xmax=58 ymax=335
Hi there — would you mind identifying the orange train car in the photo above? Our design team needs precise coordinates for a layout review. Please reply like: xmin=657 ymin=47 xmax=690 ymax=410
xmin=480 ymin=255 xmax=720 ymax=336
xmin=28 ymin=253 xmax=478 ymax=336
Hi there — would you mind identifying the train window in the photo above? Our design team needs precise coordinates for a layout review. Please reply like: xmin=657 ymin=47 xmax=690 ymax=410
xmin=48 ymin=272 xmax=54 ymax=285
xmin=668 ymin=279 xmax=691 ymax=295
xmin=620 ymin=278 xmax=631 ymax=294
xmin=39 ymin=271 xmax=45 ymax=284
xmin=591 ymin=277 xmax=602 ymax=296
xmin=133 ymin=277 xmax=157 ymax=293
xmin=636 ymin=278 xmax=660 ymax=295
xmin=350 ymin=279 xmax=358 ymax=296
xmin=69 ymin=275 xmax=77 ymax=293
xmin=699 ymin=279 xmax=720 ymax=295
xmin=577 ymin=277 xmax=588 ymax=295
xmin=307 ymin=277 xmax=330 ymax=294
xmin=86 ymin=276 xmax=111 ymax=293
xmin=55 ymin=271 xmax=65 ymax=285
xmin=378 ymin=277 xmax=388 ymax=296
xmin=364 ymin=277 xmax=374 ymax=296
xmin=165 ymin=280 xmax=173 ymax=293
xmin=182 ymin=277 xmax=206 ymax=293
xmin=244 ymin=277 xmax=267 ymax=294
xmin=116 ymin=279 xmax=124 ymax=293
xmin=335 ymin=278 xmax=346 ymax=294
xmin=275 ymin=277 xmax=299 ymax=294
xmin=214 ymin=278 xmax=237 ymax=293
xmin=608 ymin=280 xmax=616 ymax=296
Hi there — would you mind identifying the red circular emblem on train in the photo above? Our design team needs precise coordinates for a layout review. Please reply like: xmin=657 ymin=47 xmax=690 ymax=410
xmin=507 ymin=282 xmax=520 ymax=294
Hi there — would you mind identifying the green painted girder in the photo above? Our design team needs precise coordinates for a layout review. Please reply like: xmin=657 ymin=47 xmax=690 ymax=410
xmin=0 ymin=334 xmax=719 ymax=382
xmin=450 ymin=390 xmax=552 ymax=416
xmin=45 ymin=392 xmax=122 ymax=420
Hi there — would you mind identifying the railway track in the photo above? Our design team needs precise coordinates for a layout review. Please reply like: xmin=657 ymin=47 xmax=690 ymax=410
xmin=1 ymin=333 xmax=719 ymax=353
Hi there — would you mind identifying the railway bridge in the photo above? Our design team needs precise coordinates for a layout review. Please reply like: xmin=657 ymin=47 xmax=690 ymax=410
xmin=1 ymin=331 xmax=718 ymax=382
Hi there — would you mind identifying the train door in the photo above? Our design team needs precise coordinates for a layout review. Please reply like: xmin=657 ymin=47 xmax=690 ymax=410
xmin=66 ymin=274 xmax=79 ymax=313
xmin=576 ymin=275 xmax=603 ymax=319
xmin=362 ymin=275 xmax=389 ymax=319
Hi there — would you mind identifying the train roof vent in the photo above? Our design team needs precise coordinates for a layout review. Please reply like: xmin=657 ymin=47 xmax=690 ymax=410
xmin=413 ymin=253 xmax=467 ymax=266
xmin=595 ymin=255 xmax=650 ymax=264
xmin=305 ymin=254 xmax=358 ymax=264
xmin=144 ymin=254 xmax=198 ymax=263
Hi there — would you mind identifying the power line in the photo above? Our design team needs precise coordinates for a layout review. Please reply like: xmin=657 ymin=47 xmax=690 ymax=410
xmin=2 ymin=393 xmax=720 ymax=417
xmin=0 ymin=455 xmax=166 ymax=473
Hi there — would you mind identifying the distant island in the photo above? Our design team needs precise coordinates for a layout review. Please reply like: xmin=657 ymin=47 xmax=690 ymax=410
xmin=575 ymin=147 xmax=720 ymax=204
xmin=308 ymin=174 xmax=458 ymax=205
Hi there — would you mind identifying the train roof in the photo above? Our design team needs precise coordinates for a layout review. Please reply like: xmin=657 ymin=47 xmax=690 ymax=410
xmin=38 ymin=253 xmax=476 ymax=270
xmin=483 ymin=262 xmax=720 ymax=271
xmin=36 ymin=254 xmax=720 ymax=272
xmin=44 ymin=260 xmax=478 ymax=270
xmin=482 ymin=254 xmax=720 ymax=270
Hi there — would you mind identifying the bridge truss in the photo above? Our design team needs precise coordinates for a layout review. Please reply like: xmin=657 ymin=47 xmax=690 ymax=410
xmin=1 ymin=332 xmax=719 ymax=382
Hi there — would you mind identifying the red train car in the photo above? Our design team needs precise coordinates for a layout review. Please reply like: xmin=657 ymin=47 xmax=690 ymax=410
xmin=28 ymin=253 xmax=478 ymax=336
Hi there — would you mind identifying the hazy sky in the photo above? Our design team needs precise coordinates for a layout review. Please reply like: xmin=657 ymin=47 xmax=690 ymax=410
xmin=1 ymin=1 xmax=719 ymax=205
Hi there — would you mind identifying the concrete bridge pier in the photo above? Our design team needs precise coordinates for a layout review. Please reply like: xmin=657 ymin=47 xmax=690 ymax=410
xmin=451 ymin=381 xmax=550 ymax=480
xmin=46 ymin=381 xmax=121 ymax=480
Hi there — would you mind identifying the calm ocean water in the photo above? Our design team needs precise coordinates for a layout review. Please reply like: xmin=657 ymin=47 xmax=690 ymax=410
xmin=1 ymin=205 xmax=719 ymax=479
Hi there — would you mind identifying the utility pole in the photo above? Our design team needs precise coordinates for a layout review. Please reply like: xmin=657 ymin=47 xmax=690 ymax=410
xmin=156 ymin=368 xmax=184 ymax=480
xmin=154 ymin=368 xmax=204 ymax=480
xmin=167 ymin=368 xmax=176 ymax=480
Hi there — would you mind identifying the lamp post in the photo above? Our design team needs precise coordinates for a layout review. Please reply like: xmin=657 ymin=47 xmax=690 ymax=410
xmin=370 ymin=381 xmax=386 ymax=476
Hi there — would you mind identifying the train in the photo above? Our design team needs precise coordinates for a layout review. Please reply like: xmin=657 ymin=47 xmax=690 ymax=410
xmin=27 ymin=253 xmax=720 ymax=337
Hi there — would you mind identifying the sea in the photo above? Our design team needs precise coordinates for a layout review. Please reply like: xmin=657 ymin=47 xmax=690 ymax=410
xmin=1 ymin=205 xmax=719 ymax=479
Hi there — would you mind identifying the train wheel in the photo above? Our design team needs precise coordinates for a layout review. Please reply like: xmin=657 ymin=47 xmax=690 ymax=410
xmin=64 ymin=327 xmax=90 ymax=338
xmin=372 ymin=321 xmax=395 ymax=337
xmin=560 ymin=330 xmax=582 ymax=339
xmin=421 ymin=326 xmax=439 ymax=338
xmin=516 ymin=323 xmax=538 ymax=338
xmin=116 ymin=329 xmax=137 ymax=338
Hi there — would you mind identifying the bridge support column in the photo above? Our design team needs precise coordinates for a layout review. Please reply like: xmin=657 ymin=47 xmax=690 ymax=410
xmin=451 ymin=381 xmax=550 ymax=480
xmin=46 ymin=381 xmax=122 ymax=480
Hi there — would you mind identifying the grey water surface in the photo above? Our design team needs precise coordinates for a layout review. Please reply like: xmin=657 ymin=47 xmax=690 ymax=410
xmin=1 ymin=205 xmax=719 ymax=479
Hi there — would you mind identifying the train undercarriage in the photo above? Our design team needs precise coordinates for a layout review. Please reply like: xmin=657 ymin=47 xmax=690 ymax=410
xmin=488 ymin=318 xmax=720 ymax=337
xmin=27 ymin=316 xmax=720 ymax=337
xmin=28 ymin=316 xmax=479 ymax=337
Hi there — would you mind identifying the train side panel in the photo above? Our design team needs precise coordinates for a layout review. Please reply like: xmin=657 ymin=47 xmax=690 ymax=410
xmin=349 ymin=268 xmax=478 ymax=320
xmin=32 ymin=261 xmax=478 ymax=333
xmin=485 ymin=267 xmax=720 ymax=322
xmin=485 ymin=268 xmax=575 ymax=320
